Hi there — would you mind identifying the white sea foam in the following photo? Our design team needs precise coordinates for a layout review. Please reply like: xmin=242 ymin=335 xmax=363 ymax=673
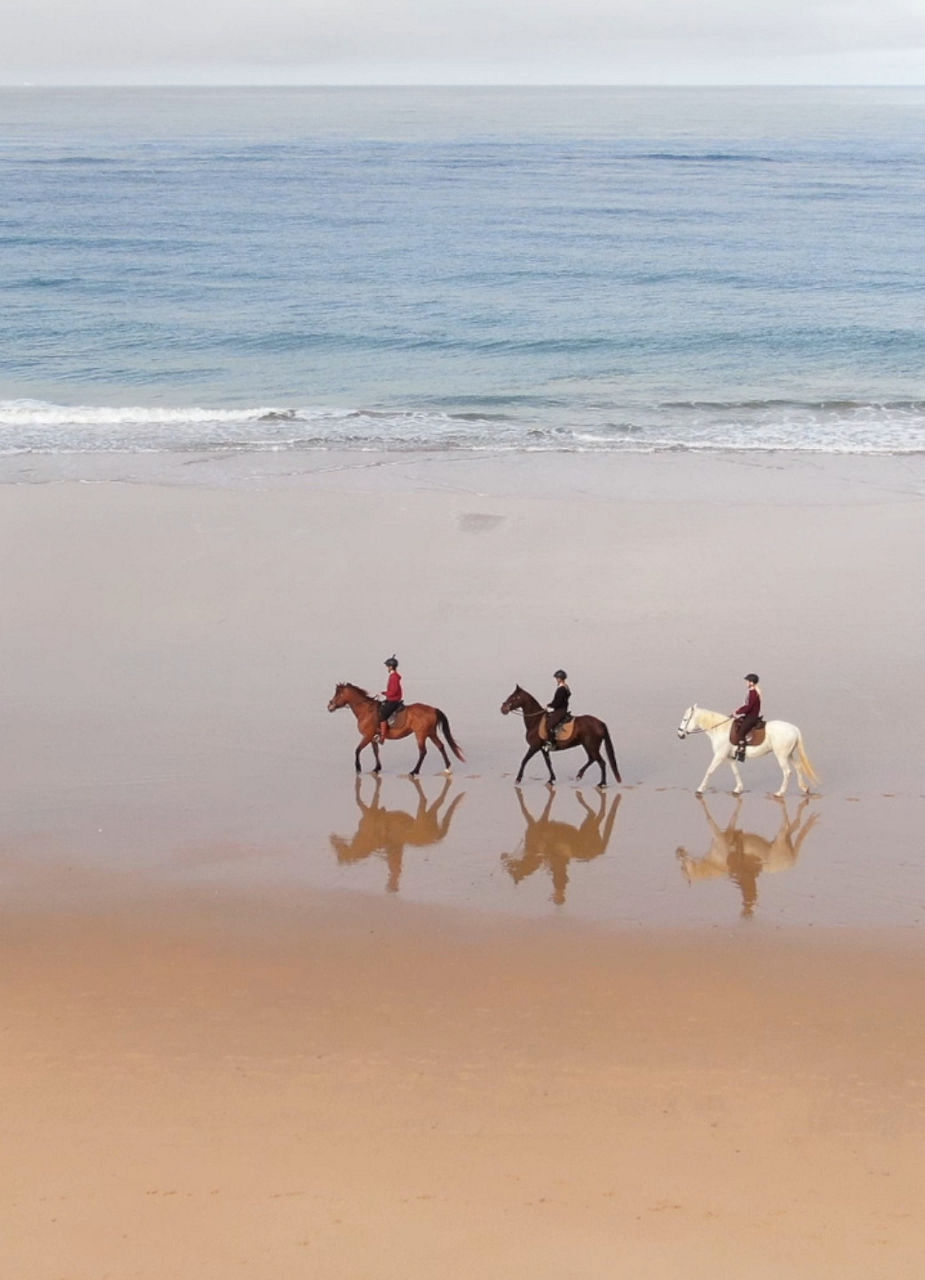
xmin=2 ymin=398 xmax=925 ymax=456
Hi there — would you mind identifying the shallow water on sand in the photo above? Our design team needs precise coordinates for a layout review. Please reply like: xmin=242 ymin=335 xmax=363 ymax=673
xmin=4 ymin=754 xmax=922 ymax=933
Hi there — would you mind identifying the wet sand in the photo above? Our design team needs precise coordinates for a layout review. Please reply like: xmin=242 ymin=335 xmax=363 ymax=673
xmin=2 ymin=449 xmax=924 ymax=1276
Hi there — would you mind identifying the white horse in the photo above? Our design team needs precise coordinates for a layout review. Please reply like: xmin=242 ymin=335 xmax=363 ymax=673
xmin=677 ymin=705 xmax=820 ymax=796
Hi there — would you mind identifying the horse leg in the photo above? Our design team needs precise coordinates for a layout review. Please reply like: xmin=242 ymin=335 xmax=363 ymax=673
xmin=591 ymin=734 xmax=608 ymax=787
xmin=355 ymin=735 xmax=377 ymax=774
xmin=516 ymin=744 xmax=548 ymax=785
xmin=790 ymin=747 xmax=809 ymax=794
xmin=430 ymin=727 xmax=452 ymax=773
xmin=596 ymin=748 xmax=608 ymax=788
xmin=409 ymin=732 xmax=427 ymax=778
xmin=696 ymin=751 xmax=727 ymax=795
xmin=730 ymin=755 xmax=744 ymax=794
xmin=578 ymin=744 xmax=607 ymax=788
xmin=773 ymin=749 xmax=792 ymax=798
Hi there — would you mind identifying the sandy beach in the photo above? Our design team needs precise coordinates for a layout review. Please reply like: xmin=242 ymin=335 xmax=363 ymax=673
xmin=2 ymin=448 xmax=924 ymax=1277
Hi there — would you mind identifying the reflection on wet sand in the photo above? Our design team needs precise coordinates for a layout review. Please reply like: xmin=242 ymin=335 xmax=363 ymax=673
xmin=329 ymin=775 xmax=465 ymax=893
xmin=502 ymin=787 xmax=622 ymax=905
xmin=677 ymin=795 xmax=819 ymax=918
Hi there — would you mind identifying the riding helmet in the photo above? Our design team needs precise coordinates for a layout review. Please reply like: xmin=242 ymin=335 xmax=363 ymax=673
xmin=553 ymin=669 xmax=568 ymax=680
xmin=744 ymin=673 xmax=759 ymax=683
xmin=384 ymin=656 xmax=399 ymax=669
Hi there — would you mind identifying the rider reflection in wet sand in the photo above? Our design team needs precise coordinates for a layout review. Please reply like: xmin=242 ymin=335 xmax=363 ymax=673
xmin=676 ymin=794 xmax=819 ymax=918
xmin=502 ymin=786 xmax=621 ymax=905
xmin=329 ymin=774 xmax=464 ymax=894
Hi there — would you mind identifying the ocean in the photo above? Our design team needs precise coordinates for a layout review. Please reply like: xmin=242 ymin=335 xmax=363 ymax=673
xmin=1 ymin=85 xmax=924 ymax=457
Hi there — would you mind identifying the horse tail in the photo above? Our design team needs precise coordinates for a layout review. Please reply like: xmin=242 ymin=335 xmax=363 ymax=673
xmin=437 ymin=710 xmax=466 ymax=762
xmin=602 ymin=724 xmax=621 ymax=783
xmin=796 ymin=733 xmax=820 ymax=786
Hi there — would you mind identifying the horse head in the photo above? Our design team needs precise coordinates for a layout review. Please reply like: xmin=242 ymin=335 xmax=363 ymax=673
xmin=500 ymin=685 xmax=524 ymax=716
xmin=677 ymin=704 xmax=698 ymax=739
xmin=328 ymin=682 xmax=349 ymax=712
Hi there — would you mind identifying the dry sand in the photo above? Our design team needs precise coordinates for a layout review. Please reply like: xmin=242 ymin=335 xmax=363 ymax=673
xmin=2 ymin=449 xmax=924 ymax=1277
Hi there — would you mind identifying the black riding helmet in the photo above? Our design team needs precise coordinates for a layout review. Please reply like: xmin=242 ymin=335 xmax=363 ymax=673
xmin=744 ymin=672 xmax=759 ymax=683
xmin=553 ymin=669 xmax=568 ymax=680
xmin=384 ymin=656 xmax=399 ymax=669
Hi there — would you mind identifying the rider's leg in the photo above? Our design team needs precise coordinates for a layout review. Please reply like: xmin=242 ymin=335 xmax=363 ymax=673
xmin=736 ymin=715 xmax=756 ymax=762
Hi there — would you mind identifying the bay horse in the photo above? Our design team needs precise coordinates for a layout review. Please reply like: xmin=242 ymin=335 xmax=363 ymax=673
xmin=500 ymin=685 xmax=621 ymax=787
xmin=330 ymin=775 xmax=465 ymax=893
xmin=327 ymin=682 xmax=465 ymax=776
xmin=677 ymin=705 xmax=820 ymax=797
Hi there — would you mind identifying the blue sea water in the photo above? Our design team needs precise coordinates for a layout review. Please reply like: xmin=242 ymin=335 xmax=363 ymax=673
xmin=1 ymin=85 xmax=924 ymax=455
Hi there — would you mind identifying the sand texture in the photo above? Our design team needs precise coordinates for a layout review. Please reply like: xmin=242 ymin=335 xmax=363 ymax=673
xmin=2 ymin=450 xmax=924 ymax=1277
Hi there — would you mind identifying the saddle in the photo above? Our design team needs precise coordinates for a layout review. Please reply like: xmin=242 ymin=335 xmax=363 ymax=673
xmin=385 ymin=702 xmax=406 ymax=727
xmin=542 ymin=713 xmax=575 ymax=747
xmin=730 ymin=717 xmax=766 ymax=749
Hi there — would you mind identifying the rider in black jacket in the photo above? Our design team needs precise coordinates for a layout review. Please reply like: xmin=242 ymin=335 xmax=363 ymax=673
xmin=544 ymin=669 xmax=571 ymax=750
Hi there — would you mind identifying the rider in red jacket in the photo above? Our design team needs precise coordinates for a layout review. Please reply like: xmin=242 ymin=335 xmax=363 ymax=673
xmin=378 ymin=656 xmax=404 ymax=742
xmin=731 ymin=673 xmax=761 ymax=761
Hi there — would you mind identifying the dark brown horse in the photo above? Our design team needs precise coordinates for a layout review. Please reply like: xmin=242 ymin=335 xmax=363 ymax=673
xmin=502 ymin=786 xmax=622 ymax=905
xmin=327 ymin=682 xmax=465 ymax=776
xmin=500 ymin=685 xmax=621 ymax=787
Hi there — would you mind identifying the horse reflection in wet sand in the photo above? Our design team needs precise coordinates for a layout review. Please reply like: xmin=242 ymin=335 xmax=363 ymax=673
xmin=502 ymin=787 xmax=622 ymax=905
xmin=677 ymin=795 xmax=819 ymax=918
xmin=330 ymin=775 xmax=464 ymax=893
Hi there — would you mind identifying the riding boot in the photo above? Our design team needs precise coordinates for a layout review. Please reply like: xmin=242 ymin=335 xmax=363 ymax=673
xmin=379 ymin=721 xmax=388 ymax=743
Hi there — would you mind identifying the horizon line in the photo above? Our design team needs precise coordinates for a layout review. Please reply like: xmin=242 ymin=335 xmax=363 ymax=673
xmin=3 ymin=80 xmax=923 ymax=90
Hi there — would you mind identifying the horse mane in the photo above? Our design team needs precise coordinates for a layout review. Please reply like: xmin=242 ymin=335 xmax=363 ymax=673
xmin=697 ymin=707 xmax=732 ymax=731
xmin=342 ymin=682 xmax=374 ymax=699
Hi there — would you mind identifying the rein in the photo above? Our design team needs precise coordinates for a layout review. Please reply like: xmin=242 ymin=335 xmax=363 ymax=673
xmin=507 ymin=705 xmax=544 ymax=721
xmin=682 ymin=713 xmax=733 ymax=736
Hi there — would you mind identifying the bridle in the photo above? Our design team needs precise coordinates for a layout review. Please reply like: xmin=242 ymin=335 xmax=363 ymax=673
xmin=502 ymin=697 xmax=544 ymax=721
xmin=677 ymin=707 xmax=732 ymax=738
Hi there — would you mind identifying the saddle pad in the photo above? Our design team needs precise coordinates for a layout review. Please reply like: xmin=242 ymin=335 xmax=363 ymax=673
xmin=542 ymin=715 xmax=576 ymax=744
xmin=730 ymin=720 xmax=766 ymax=748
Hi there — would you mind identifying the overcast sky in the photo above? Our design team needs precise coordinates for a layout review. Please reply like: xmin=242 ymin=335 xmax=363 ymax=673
xmin=3 ymin=0 xmax=924 ymax=85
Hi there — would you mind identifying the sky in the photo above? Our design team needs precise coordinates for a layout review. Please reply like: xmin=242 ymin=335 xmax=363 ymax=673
xmin=2 ymin=0 xmax=924 ymax=85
